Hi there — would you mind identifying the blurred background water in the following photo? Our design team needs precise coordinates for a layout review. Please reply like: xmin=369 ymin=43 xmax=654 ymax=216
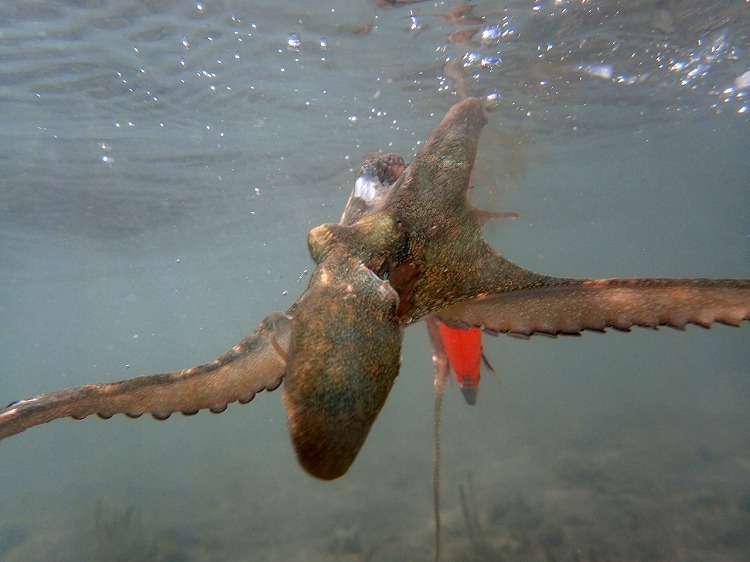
xmin=0 ymin=1 xmax=748 ymax=560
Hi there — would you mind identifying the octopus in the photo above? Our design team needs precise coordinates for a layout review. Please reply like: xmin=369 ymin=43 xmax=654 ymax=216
xmin=1 ymin=98 xmax=749 ymax=487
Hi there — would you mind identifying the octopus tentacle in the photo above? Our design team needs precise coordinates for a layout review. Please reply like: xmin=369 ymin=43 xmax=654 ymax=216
xmin=0 ymin=312 xmax=291 ymax=439
xmin=438 ymin=278 xmax=750 ymax=337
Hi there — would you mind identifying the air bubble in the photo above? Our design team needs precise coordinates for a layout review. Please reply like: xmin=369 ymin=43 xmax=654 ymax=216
xmin=287 ymin=33 xmax=301 ymax=52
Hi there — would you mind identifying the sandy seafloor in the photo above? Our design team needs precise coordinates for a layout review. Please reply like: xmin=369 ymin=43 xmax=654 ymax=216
xmin=1 ymin=1 xmax=749 ymax=560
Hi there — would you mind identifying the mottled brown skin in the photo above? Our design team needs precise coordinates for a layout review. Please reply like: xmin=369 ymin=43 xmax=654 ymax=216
xmin=1 ymin=98 xmax=749 ymax=482
xmin=285 ymin=256 xmax=401 ymax=479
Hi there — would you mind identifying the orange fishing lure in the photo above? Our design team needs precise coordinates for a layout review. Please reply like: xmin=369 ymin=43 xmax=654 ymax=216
xmin=438 ymin=323 xmax=483 ymax=405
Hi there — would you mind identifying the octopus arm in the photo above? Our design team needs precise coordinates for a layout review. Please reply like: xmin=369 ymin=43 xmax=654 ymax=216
xmin=437 ymin=278 xmax=750 ymax=337
xmin=0 ymin=312 xmax=291 ymax=440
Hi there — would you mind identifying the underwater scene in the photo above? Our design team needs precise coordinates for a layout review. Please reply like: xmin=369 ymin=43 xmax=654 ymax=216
xmin=0 ymin=1 xmax=749 ymax=560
